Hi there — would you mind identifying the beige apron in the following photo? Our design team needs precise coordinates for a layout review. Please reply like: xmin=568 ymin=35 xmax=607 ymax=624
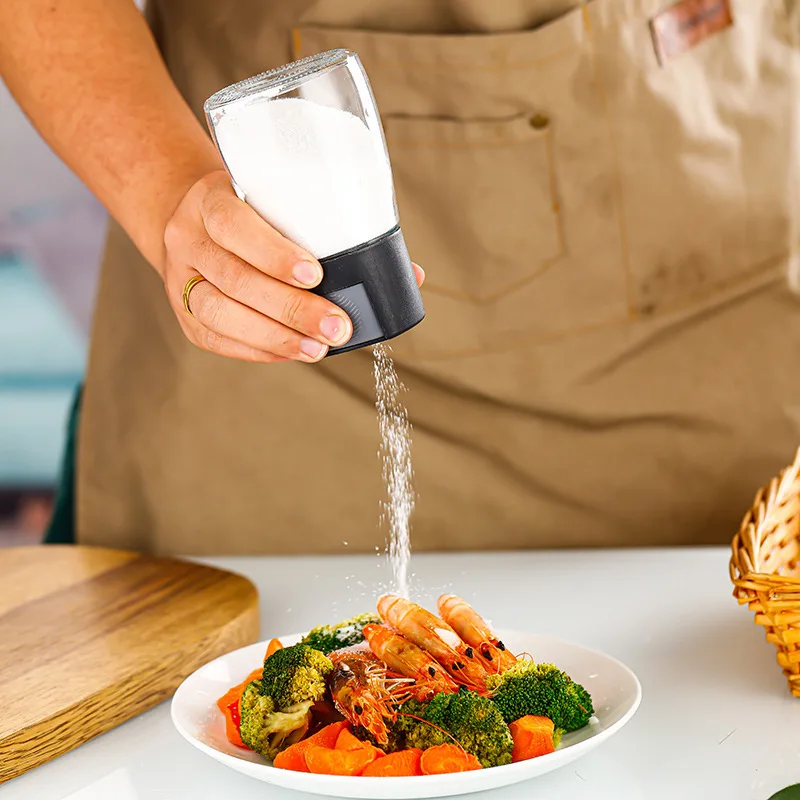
xmin=78 ymin=0 xmax=800 ymax=555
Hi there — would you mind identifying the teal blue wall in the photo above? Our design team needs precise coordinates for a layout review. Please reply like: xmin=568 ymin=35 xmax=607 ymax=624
xmin=0 ymin=253 xmax=85 ymax=487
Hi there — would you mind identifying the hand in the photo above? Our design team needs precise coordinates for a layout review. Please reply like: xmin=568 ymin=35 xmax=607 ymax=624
xmin=162 ymin=171 xmax=425 ymax=363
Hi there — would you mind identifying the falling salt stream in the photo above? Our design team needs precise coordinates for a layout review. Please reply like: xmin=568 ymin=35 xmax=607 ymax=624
xmin=373 ymin=343 xmax=415 ymax=599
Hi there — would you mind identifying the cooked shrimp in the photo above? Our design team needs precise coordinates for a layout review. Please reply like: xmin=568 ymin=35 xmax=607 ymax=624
xmin=362 ymin=623 xmax=457 ymax=701
xmin=376 ymin=594 xmax=488 ymax=692
xmin=438 ymin=594 xmax=517 ymax=673
xmin=328 ymin=651 xmax=410 ymax=746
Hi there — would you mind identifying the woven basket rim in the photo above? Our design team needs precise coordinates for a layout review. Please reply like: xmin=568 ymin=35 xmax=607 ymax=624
xmin=730 ymin=449 xmax=800 ymax=576
xmin=730 ymin=449 xmax=800 ymax=697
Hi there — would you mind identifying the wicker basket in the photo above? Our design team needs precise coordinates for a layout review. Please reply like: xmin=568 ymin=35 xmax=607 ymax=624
xmin=730 ymin=448 xmax=800 ymax=697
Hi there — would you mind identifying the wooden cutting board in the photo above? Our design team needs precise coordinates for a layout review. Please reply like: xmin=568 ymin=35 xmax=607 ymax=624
xmin=0 ymin=545 xmax=260 ymax=783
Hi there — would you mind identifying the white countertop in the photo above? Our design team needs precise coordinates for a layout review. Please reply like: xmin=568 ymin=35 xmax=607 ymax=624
xmin=4 ymin=548 xmax=799 ymax=799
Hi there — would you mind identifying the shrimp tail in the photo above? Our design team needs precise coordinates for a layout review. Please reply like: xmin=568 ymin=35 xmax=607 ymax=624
xmin=437 ymin=593 xmax=517 ymax=674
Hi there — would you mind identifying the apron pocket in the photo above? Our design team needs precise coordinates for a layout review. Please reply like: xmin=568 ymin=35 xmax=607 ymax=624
xmin=292 ymin=12 xmax=619 ymax=358
xmin=591 ymin=0 xmax=798 ymax=318
xmin=382 ymin=112 xmax=562 ymax=305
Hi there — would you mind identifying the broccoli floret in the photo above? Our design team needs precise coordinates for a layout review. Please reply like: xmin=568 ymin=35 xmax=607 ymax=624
xmin=486 ymin=661 xmax=594 ymax=732
xmin=395 ymin=689 xmax=513 ymax=768
xmin=300 ymin=613 xmax=381 ymax=654
xmin=260 ymin=644 xmax=333 ymax=709
xmin=239 ymin=645 xmax=333 ymax=759
xmin=238 ymin=680 xmax=312 ymax=759
xmin=352 ymin=724 xmax=406 ymax=754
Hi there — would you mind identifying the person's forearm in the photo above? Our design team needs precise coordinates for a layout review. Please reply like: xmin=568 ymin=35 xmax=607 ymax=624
xmin=0 ymin=0 xmax=222 ymax=274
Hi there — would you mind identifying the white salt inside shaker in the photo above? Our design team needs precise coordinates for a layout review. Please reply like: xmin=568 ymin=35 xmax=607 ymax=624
xmin=212 ymin=96 xmax=397 ymax=260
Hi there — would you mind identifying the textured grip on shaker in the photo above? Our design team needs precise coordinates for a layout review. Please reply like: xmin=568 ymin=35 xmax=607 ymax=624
xmin=315 ymin=226 xmax=425 ymax=357
xmin=326 ymin=284 xmax=384 ymax=352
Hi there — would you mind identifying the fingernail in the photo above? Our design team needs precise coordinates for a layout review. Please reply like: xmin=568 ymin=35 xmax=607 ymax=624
xmin=321 ymin=315 xmax=350 ymax=345
xmin=292 ymin=260 xmax=322 ymax=287
xmin=300 ymin=337 xmax=327 ymax=360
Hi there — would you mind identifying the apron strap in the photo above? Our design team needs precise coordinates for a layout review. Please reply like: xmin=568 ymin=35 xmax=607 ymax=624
xmin=44 ymin=384 xmax=81 ymax=545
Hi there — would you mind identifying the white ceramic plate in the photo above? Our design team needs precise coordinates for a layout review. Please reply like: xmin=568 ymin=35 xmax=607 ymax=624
xmin=171 ymin=631 xmax=642 ymax=799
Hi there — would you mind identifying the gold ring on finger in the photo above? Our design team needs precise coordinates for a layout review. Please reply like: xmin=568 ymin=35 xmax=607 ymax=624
xmin=182 ymin=275 xmax=206 ymax=318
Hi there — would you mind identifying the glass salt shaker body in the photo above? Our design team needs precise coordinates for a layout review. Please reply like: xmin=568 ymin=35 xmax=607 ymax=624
xmin=205 ymin=50 xmax=424 ymax=355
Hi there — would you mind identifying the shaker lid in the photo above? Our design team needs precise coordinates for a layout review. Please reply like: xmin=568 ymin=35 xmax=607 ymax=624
xmin=204 ymin=49 xmax=355 ymax=114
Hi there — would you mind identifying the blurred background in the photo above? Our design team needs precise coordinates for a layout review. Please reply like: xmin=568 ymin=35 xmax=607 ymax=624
xmin=0 ymin=77 xmax=107 ymax=546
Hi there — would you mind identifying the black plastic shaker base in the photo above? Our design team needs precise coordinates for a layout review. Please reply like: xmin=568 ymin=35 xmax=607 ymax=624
xmin=312 ymin=226 xmax=425 ymax=356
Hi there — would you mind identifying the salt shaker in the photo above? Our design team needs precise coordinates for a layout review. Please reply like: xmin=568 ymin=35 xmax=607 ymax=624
xmin=204 ymin=49 xmax=425 ymax=356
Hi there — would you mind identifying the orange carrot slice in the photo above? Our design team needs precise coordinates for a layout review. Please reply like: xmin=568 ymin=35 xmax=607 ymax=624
xmin=335 ymin=728 xmax=381 ymax=752
xmin=305 ymin=721 xmax=351 ymax=749
xmin=509 ymin=715 xmax=556 ymax=762
xmin=272 ymin=744 xmax=308 ymax=773
xmin=305 ymin=744 xmax=378 ymax=776
xmin=362 ymin=749 xmax=423 ymax=777
xmin=335 ymin=728 xmax=368 ymax=751
xmin=420 ymin=744 xmax=482 ymax=774
xmin=272 ymin=721 xmax=350 ymax=772
xmin=265 ymin=638 xmax=283 ymax=659
xmin=335 ymin=727 xmax=385 ymax=762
